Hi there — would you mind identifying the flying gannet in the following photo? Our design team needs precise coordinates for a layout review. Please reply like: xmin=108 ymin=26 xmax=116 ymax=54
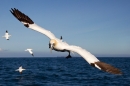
xmin=15 ymin=66 xmax=26 ymax=74
xmin=2 ymin=30 xmax=11 ymax=40
xmin=10 ymin=8 xmax=122 ymax=75
xmin=25 ymin=49 xmax=34 ymax=56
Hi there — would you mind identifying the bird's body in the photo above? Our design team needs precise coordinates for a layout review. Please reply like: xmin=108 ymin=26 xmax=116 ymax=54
xmin=25 ymin=49 xmax=34 ymax=56
xmin=15 ymin=66 xmax=25 ymax=74
xmin=10 ymin=8 xmax=122 ymax=75
xmin=2 ymin=30 xmax=11 ymax=40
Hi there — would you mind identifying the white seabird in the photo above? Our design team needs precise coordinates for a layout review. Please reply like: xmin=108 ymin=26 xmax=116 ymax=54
xmin=2 ymin=30 xmax=11 ymax=40
xmin=25 ymin=49 xmax=34 ymax=56
xmin=15 ymin=66 xmax=26 ymax=74
xmin=10 ymin=8 xmax=122 ymax=75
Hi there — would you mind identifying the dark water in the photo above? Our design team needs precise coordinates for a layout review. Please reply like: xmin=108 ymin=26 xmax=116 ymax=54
xmin=0 ymin=57 xmax=130 ymax=86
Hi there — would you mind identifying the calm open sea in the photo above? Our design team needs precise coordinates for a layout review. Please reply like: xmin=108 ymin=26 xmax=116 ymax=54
xmin=0 ymin=57 xmax=130 ymax=86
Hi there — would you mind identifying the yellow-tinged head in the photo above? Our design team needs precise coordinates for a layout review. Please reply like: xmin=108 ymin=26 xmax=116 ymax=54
xmin=49 ymin=39 xmax=57 ymax=49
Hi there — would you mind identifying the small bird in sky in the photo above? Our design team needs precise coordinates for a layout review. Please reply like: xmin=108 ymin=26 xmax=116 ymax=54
xmin=2 ymin=30 xmax=11 ymax=40
xmin=25 ymin=49 xmax=34 ymax=56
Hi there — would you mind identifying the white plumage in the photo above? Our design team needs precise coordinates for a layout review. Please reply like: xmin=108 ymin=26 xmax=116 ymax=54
xmin=10 ymin=8 xmax=122 ymax=75
xmin=25 ymin=49 xmax=34 ymax=56
xmin=2 ymin=30 xmax=11 ymax=40
xmin=15 ymin=66 xmax=25 ymax=74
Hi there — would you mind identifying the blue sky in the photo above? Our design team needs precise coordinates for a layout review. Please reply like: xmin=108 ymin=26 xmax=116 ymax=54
xmin=0 ymin=0 xmax=130 ymax=57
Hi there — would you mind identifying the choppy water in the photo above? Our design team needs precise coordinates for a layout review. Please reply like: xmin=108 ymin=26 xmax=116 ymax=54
xmin=0 ymin=57 xmax=130 ymax=86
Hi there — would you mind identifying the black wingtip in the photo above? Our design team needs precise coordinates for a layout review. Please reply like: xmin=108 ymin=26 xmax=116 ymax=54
xmin=94 ymin=61 xmax=122 ymax=75
xmin=32 ymin=54 xmax=34 ymax=56
xmin=10 ymin=8 xmax=34 ymax=24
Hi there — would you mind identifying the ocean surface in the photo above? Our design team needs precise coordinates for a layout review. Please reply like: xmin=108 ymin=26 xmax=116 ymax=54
xmin=0 ymin=57 xmax=130 ymax=86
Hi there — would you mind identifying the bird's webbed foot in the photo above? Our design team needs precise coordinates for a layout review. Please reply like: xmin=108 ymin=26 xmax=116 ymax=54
xmin=66 ymin=54 xmax=72 ymax=59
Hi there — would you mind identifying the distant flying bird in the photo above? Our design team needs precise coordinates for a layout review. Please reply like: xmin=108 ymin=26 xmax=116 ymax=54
xmin=10 ymin=8 xmax=122 ymax=75
xmin=25 ymin=49 xmax=34 ymax=56
xmin=2 ymin=30 xmax=11 ymax=40
xmin=15 ymin=66 xmax=26 ymax=74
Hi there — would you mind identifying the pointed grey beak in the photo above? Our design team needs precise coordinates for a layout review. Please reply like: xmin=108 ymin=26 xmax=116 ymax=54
xmin=49 ymin=43 xmax=51 ymax=48
xmin=49 ymin=43 xmax=53 ymax=49
xmin=49 ymin=43 xmax=53 ymax=53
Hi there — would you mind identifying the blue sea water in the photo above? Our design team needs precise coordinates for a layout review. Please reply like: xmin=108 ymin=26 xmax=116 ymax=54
xmin=0 ymin=57 xmax=130 ymax=86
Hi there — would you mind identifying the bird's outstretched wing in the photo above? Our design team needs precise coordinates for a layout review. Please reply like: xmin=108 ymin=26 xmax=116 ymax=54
xmin=64 ymin=45 xmax=122 ymax=75
xmin=15 ymin=69 xmax=19 ymax=71
xmin=10 ymin=8 xmax=56 ymax=39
